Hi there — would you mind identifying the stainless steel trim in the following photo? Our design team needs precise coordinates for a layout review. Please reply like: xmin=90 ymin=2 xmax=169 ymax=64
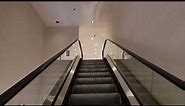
xmin=54 ymin=55 xmax=80 ymax=105
xmin=106 ymin=55 xmax=140 ymax=105
xmin=43 ymin=59 xmax=76 ymax=105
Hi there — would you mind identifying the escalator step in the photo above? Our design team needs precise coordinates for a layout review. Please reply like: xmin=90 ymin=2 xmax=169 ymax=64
xmin=82 ymin=60 xmax=104 ymax=62
xmin=80 ymin=65 xmax=107 ymax=68
xmin=72 ymin=84 xmax=117 ymax=94
xmin=75 ymin=77 xmax=114 ymax=84
xmin=68 ymin=93 xmax=122 ymax=105
xmin=77 ymin=72 xmax=111 ymax=78
xmin=66 ymin=60 xmax=125 ymax=105
xmin=81 ymin=60 xmax=105 ymax=64
xmin=78 ymin=68 xmax=109 ymax=72
xmin=81 ymin=62 xmax=106 ymax=65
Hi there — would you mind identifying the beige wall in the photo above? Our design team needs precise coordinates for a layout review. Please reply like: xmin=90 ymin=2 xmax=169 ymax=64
xmin=0 ymin=2 xmax=79 ymax=105
xmin=0 ymin=3 xmax=79 ymax=104
xmin=107 ymin=2 xmax=185 ymax=104
xmin=44 ymin=26 xmax=79 ymax=60
xmin=0 ymin=2 xmax=45 ymax=96
xmin=108 ymin=2 xmax=185 ymax=81
xmin=79 ymin=26 xmax=109 ymax=59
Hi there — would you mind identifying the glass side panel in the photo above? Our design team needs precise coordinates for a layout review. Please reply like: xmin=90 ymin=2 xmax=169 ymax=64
xmin=7 ymin=41 xmax=81 ymax=105
xmin=152 ymin=71 xmax=185 ymax=104
xmin=116 ymin=57 xmax=153 ymax=93
xmin=104 ymin=40 xmax=124 ymax=59
xmin=103 ymin=40 xmax=185 ymax=105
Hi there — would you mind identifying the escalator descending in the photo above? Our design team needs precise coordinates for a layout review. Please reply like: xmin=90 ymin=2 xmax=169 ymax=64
xmin=63 ymin=59 xmax=130 ymax=105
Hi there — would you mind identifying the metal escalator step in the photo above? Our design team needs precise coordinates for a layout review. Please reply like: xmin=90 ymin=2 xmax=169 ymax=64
xmin=78 ymin=68 xmax=109 ymax=72
xmin=81 ymin=62 xmax=106 ymax=64
xmin=81 ymin=62 xmax=105 ymax=64
xmin=81 ymin=60 xmax=105 ymax=64
xmin=79 ymin=65 xmax=107 ymax=68
xmin=68 ymin=93 xmax=122 ymax=105
xmin=75 ymin=77 xmax=114 ymax=84
xmin=77 ymin=72 xmax=111 ymax=78
xmin=72 ymin=84 xmax=117 ymax=94
xmin=80 ymin=63 xmax=105 ymax=66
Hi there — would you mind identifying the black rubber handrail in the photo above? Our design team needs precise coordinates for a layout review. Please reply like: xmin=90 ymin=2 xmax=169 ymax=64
xmin=102 ymin=39 xmax=185 ymax=90
xmin=78 ymin=40 xmax=83 ymax=58
xmin=102 ymin=39 xmax=107 ymax=58
xmin=0 ymin=39 xmax=82 ymax=105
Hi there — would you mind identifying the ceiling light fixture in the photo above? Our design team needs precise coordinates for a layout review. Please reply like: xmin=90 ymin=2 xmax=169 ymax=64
xmin=91 ymin=20 xmax=94 ymax=23
xmin=56 ymin=20 xmax=60 ymax=23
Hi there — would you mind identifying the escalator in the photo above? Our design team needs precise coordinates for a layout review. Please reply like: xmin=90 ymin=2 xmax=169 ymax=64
xmin=1 ymin=39 xmax=134 ymax=105
xmin=62 ymin=59 xmax=130 ymax=105
xmin=1 ymin=39 xmax=183 ymax=105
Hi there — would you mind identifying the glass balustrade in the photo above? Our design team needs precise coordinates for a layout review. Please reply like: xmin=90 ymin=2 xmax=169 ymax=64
xmin=6 ymin=40 xmax=82 ymax=105
xmin=103 ymin=40 xmax=185 ymax=105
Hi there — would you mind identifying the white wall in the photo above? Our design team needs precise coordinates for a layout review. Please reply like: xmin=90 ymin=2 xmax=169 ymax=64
xmin=79 ymin=26 xmax=109 ymax=59
xmin=107 ymin=2 xmax=185 ymax=104
xmin=0 ymin=3 xmax=80 ymax=104
xmin=108 ymin=2 xmax=185 ymax=81
xmin=44 ymin=26 xmax=79 ymax=60
xmin=0 ymin=2 xmax=45 ymax=104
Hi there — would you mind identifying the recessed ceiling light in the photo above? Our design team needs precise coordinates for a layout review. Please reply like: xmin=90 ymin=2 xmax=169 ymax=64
xmin=56 ymin=20 xmax=60 ymax=23
xmin=91 ymin=20 xmax=94 ymax=23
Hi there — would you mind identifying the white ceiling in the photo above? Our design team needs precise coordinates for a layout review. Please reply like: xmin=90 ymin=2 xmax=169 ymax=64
xmin=31 ymin=2 xmax=108 ymax=27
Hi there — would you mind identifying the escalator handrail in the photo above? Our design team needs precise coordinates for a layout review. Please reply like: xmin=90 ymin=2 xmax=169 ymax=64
xmin=78 ymin=40 xmax=83 ymax=58
xmin=102 ymin=39 xmax=107 ymax=58
xmin=0 ymin=39 xmax=82 ymax=105
xmin=102 ymin=39 xmax=185 ymax=90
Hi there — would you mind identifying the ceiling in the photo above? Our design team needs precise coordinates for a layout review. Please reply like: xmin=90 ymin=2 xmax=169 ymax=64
xmin=31 ymin=2 xmax=110 ymax=27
